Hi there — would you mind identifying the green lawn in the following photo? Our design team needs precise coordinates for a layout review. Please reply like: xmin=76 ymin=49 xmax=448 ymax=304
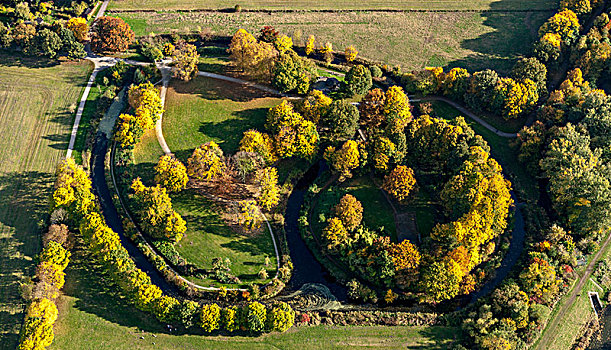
xmin=130 ymin=75 xmax=286 ymax=287
xmin=429 ymin=100 xmax=538 ymax=201
xmin=172 ymin=190 xmax=277 ymax=287
xmin=312 ymin=176 xmax=397 ymax=240
xmin=52 ymin=242 xmax=459 ymax=350
xmin=0 ymin=53 xmax=91 ymax=347
xmin=161 ymin=76 xmax=283 ymax=160
xmin=114 ymin=9 xmax=552 ymax=74
xmin=109 ymin=0 xmax=556 ymax=10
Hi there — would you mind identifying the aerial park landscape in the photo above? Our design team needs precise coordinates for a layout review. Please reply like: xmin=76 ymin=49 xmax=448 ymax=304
xmin=0 ymin=0 xmax=611 ymax=349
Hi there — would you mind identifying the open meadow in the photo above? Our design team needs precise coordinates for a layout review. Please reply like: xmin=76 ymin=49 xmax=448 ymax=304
xmin=111 ymin=0 xmax=555 ymax=73
xmin=108 ymin=0 xmax=556 ymax=11
xmin=0 ymin=54 xmax=91 ymax=348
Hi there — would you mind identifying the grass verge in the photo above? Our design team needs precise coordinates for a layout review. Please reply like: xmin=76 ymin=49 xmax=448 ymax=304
xmin=0 ymin=53 xmax=91 ymax=347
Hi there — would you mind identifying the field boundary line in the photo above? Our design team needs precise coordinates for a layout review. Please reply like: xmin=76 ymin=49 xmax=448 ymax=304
xmin=108 ymin=8 xmax=557 ymax=14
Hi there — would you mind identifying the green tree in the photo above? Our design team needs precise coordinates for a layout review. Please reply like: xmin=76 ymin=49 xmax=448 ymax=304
xmin=511 ymin=57 xmax=547 ymax=93
xmin=320 ymin=100 xmax=359 ymax=143
xmin=32 ymin=28 xmax=62 ymax=58
xmin=344 ymin=64 xmax=372 ymax=96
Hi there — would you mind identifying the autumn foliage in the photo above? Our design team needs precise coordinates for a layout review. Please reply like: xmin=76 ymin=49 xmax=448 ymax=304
xmin=382 ymin=165 xmax=417 ymax=202
xmin=91 ymin=16 xmax=135 ymax=52
xmin=154 ymin=155 xmax=188 ymax=192
xmin=334 ymin=194 xmax=363 ymax=231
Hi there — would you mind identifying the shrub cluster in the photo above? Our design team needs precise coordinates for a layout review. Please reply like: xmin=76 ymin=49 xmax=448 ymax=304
xmin=115 ymin=82 xmax=164 ymax=148
xmin=0 ymin=18 xmax=86 ymax=59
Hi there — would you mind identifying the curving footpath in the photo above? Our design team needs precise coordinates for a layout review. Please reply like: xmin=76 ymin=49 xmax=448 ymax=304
xmin=121 ymin=66 xmax=282 ymax=291
xmin=153 ymin=69 xmax=527 ymax=304
xmin=415 ymin=96 xmax=518 ymax=138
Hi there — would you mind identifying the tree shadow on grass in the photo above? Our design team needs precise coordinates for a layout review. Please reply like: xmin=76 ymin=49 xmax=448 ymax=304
xmin=173 ymin=191 xmax=273 ymax=259
xmin=446 ymin=1 xmax=555 ymax=74
xmin=171 ymin=75 xmax=276 ymax=103
xmin=407 ymin=326 xmax=463 ymax=350
xmin=63 ymin=245 xmax=170 ymax=334
xmin=0 ymin=51 xmax=61 ymax=69
xmin=198 ymin=107 xmax=269 ymax=154
xmin=0 ymin=171 xmax=53 ymax=347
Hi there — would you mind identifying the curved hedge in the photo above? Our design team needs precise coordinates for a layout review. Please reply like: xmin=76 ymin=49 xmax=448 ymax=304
xmin=50 ymin=158 xmax=295 ymax=334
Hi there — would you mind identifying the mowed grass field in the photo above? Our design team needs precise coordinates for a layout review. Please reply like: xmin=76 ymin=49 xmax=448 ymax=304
xmin=53 ymin=247 xmax=460 ymax=349
xmin=115 ymin=9 xmax=552 ymax=73
xmin=161 ymin=76 xmax=283 ymax=157
xmin=109 ymin=0 xmax=556 ymax=11
xmin=172 ymin=191 xmax=278 ymax=287
xmin=0 ymin=54 xmax=91 ymax=347
xmin=54 ymin=251 xmax=459 ymax=350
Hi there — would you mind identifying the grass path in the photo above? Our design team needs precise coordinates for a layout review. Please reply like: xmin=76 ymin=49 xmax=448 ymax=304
xmin=0 ymin=55 xmax=91 ymax=348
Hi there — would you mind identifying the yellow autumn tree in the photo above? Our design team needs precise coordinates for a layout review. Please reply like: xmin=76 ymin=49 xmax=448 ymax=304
xmin=274 ymin=34 xmax=293 ymax=54
xmin=305 ymin=35 xmax=315 ymax=56
xmin=187 ymin=141 xmax=226 ymax=181
xmin=26 ymin=298 xmax=58 ymax=325
xmin=319 ymin=42 xmax=333 ymax=64
xmin=421 ymin=257 xmax=465 ymax=302
xmin=298 ymin=89 xmax=332 ymax=124
xmin=173 ymin=43 xmax=200 ymax=81
xmin=501 ymin=78 xmax=539 ymax=119
xmin=538 ymin=10 xmax=580 ymax=43
xmin=239 ymin=130 xmax=278 ymax=165
xmin=334 ymin=194 xmax=363 ymax=231
xmin=115 ymin=113 xmax=148 ymax=148
xmin=344 ymin=46 xmax=358 ymax=62
xmin=371 ymin=136 xmax=396 ymax=172
xmin=382 ymin=165 xmax=416 ymax=202
xmin=384 ymin=86 xmax=413 ymax=132
xmin=388 ymin=240 xmax=420 ymax=271
xmin=238 ymin=200 xmax=262 ymax=231
xmin=129 ymin=82 xmax=164 ymax=123
xmin=323 ymin=217 xmax=348 ymax=251
xmin=154 ymin=155 xmax=188 ymax=192
xmin=66 ymin=17 xmax=88 ymax=41
xmin=560 ymin=0 xmax=592 ymax=15
xmin=266 ymin=101 xmax=319 ymax=160
xmin=255 ymin=167 xmax=280 ymax=211
xmin=324 ymin=140 xmax=360 ymax=180
xmin=229 ymin=29 xmax=277 ymax=82
xmin=131 ymin=178 xmax=186 ymax=242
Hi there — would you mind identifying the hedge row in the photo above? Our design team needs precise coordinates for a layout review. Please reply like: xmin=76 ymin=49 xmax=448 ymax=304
xmin=50 ymin=157 xmax=295 ymax=334
xmin=18 ymin=234 xmax=71 ymax=350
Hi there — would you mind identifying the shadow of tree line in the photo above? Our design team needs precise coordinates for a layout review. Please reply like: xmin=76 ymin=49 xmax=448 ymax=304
xmin=0 ymin=171 xmax=53 ymax=348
